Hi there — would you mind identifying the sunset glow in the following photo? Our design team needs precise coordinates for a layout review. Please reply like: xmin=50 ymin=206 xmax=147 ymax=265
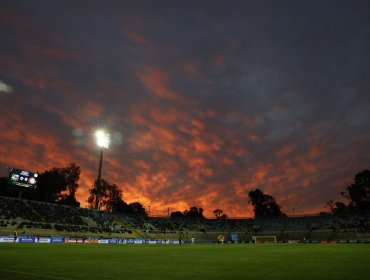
xmin=1 ymin=0 xmax=369 ymax=217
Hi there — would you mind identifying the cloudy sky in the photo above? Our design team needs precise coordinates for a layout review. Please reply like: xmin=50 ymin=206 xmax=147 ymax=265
xmin=1 ymin=0 xmax=369 ymax=217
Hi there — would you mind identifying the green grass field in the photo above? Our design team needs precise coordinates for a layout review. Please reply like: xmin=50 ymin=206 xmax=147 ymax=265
xmin=0 ymin=243 xmax=369 ymax=280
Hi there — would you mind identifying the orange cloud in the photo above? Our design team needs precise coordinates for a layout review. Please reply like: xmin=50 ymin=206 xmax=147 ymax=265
xmin=1 ymin=2 xmax=368 ymax=219
xmin=139 ymin=67 xmax=184 ymax=101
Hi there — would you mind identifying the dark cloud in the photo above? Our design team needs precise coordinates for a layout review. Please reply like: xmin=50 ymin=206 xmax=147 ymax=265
xmin=0 ymin=0 xmax=369 ymax=216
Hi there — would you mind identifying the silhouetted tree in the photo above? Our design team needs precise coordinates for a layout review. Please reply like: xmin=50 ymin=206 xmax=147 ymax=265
xmin=112 ymin=200 xmax=147 ymax=216
xmin=184 ymin=206 xmax=205 ymax=219
xmin=334 ymin=202 xmax=346 ymax=215
xmin=87 ymin=178 xmax=147 ymax=215
xmin=113 ymin=200 xmax=131 ymax=214
xmin=326 ymin=200 xmax=347 ymax=215
xmin=341 ymin=170 xmax=370 ymax=211
xmin=128 ymin=202 xmax=147 ymax=216
xmin=35 ymin=168 xmax=67 ymax=203
xmin=213 ymin=209 xmax=227 ymax=219
xmin=326 ymin=200 xmax=335 ymax=213
xmin=170 ymin=211 xmax=185 ymax=218
xmin=104 ymin=184 xmax=123 ymax=213
xmin=87 ymin=179 xmax=119 ymax=211
xmin=65 ymin=163 xmax=80 ymax=198
xmin=56 ymin=163 xmax=81 ymax=207
xmin=248 ymin=189 xmax=284 ymax=218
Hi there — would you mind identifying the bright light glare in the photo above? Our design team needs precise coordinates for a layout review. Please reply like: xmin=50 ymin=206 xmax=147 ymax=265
xmin=0 ymin=80 xmax=14 ymax=94
xmin=95 ymin=130 xmax=110 ymax=148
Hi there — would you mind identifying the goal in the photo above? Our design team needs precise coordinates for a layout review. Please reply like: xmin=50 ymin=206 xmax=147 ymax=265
xmin=252 ymin=236 xmax=277 ymax=244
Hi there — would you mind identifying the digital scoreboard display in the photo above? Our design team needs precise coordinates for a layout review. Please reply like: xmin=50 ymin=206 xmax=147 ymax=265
xmin=8 ymin=169 xmax=38 ymax=189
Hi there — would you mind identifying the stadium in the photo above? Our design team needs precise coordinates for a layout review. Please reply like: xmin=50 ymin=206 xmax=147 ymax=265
xmin=2 ymin=0 xmax=370 ymax=279
xmin=1 ymin=195 xmax=370 ymax=244
xmin=2 ymin=129 xmax=368 ymax=279
xmin=1 ymin=193 xmax=370 ymax=279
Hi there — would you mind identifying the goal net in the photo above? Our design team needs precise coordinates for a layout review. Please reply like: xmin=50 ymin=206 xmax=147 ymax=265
xmin=252 ymin=236 xmax=277 ymax=244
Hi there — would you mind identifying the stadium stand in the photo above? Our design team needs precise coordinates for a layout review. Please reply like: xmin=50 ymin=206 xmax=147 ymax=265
xmin=1 ymin=195 xmax=369 ymax=243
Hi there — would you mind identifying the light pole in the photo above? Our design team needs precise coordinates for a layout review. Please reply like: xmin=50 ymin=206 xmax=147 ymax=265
xmin=94 ymin=130 xmax=110 ymax=210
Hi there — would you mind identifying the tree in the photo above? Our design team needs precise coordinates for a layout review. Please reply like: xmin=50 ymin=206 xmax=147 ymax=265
xmin=86 ymin=178 xmax=145 ymax=215
xmin=65 ymin=163 xmax=80 ymax=199
xmin=248 ymin=189 xmax=284 ymax=218
xmin=326 ymin=200 xmax=335 ymax=213
xmin=57 ymin=163 xmax=81 ymax=207
xmin=128 ymin=202 xmax=147 ymax=216
xmin=112 ymin=200 xmax=131 ymax=214
xmin=104 ymin=184 xmax=123 ymax=213
xmin=326 ymin=200 xmax=346 ymax=215
xmin=341 ymin=170 xmax=370 ymax=211
xmin=170 ymin=211 xmax=185 ymax=218
xmin=213 ymin=209 xmax=228 ymax=219
xmin=24 ymin=163 xmax=82 ymax=205
xmin=334 ymin=202 xmax=346 ymax=215
xmin=87 ymin=179 xmax=120 ymax=211
xmin=35 ymin=168 xmax=68 ymax=203
xmin=184 ymin=206 xmax=204 ymax=219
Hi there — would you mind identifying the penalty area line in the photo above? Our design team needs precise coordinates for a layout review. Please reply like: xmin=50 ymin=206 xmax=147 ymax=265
xmin=0 ymin=267 xmax=75 ymax=280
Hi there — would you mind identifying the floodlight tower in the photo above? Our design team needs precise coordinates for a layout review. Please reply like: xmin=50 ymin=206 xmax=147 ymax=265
xmin=95 ymin=130 xmax=110 ymax=210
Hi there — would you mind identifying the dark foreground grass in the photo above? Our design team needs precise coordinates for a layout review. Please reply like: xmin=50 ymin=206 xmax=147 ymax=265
xmin=0 ymin=243 xmax=369 ymax=280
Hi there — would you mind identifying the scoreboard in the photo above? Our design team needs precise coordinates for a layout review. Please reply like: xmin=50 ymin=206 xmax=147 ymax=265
xmin=8 ymin=169 xmax=38 ymax=189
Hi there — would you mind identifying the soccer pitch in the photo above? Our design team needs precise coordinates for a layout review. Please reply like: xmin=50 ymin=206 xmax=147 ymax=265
xmin=0 ymin=243 xmax=369 ymax=280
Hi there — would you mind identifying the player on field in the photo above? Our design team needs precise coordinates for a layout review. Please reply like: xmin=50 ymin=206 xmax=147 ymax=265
xmin=179 ymin=232 xmax=184 ymax=245
xmin=13 ymin=230 xmax=17 ymax=243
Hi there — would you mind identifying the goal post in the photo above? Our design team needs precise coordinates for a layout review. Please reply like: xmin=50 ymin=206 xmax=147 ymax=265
xmin=252 ymin=236 xmax=277 ymax=244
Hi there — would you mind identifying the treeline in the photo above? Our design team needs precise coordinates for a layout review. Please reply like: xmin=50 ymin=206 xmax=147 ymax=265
xmin=0 ymin=163 xmax=147 ymax=216
xmin=326 ymin=170 xmax=370 ymax=215
xmin=87 ymin=178 xmax=147 ymax=216
xmin=0 ymin=163 xmax=369 ymax=218
xmin=246 ymin=169 xmax=370 ymax=218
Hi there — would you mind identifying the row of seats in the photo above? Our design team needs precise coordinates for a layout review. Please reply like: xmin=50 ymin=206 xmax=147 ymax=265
xmin=1 ymin=195 xmax=369 ymax=237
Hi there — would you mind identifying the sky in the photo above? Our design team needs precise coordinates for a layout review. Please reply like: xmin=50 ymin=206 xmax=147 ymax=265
xmin=1 ymin=0 xmax=370 ymax=217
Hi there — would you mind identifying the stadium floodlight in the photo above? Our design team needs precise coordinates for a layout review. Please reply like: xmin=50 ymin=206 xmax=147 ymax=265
xmin=94 ymin=130 xmax=110 ymax=210
xmin=95 ymin=130 xmax=110 ymax=149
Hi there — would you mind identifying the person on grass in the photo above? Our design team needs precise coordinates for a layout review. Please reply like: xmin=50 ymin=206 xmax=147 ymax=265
xmin=13 ymin=230 xmax=17 ymax=243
